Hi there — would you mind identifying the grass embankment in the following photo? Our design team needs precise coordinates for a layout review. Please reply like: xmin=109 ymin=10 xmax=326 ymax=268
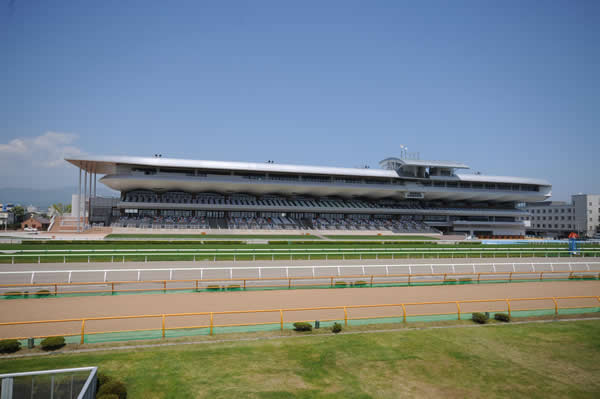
xmin=324 ymin=235 xmax=438 ymax=240
xmin=1 ymin=320 xmax=599 ymax=398
xmin=105 ymin=234 xmax=321 ymax=240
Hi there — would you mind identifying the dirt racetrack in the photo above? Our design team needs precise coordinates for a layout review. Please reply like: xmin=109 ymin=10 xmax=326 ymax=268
xmin=1 ymin=281 xmax=599 ymax=340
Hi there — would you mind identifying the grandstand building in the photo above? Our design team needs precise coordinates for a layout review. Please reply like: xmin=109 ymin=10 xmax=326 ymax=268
xmin=65 ymin=155 xmax=551 ymax=236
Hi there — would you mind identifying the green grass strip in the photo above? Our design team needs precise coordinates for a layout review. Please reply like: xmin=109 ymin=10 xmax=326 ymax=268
xmin=2 ymin=320 xmax=600 ymax=398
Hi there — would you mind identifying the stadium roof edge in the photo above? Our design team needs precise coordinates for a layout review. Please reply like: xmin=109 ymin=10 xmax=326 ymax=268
xmin=65 ymin=155 xmax=551 ymax=186
xmin=65 ymin=155 xmax=399 ymax=178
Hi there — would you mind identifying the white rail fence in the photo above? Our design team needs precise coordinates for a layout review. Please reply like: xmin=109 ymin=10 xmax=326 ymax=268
xmin=1 ymin=261 xmax=599 ymax=286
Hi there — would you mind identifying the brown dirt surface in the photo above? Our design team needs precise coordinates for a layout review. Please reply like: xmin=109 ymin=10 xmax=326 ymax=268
xmin=0 ymin=281 xmax=598 ymax=339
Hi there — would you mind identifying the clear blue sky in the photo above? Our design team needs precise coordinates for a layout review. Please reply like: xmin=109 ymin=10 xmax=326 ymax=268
xmin=1 ymin=0 xmax=598 ymax=200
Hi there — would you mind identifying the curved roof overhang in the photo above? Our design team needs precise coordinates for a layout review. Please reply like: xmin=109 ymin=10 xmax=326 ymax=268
xmin=66 ymin=155 xmax=551 ymax=188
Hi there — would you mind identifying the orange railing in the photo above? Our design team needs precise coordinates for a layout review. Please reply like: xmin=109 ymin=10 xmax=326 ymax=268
xmin=1 ymin=270 xmax=599 ymax=297
xmin=0 ymin=296 xmax=598 ymax=343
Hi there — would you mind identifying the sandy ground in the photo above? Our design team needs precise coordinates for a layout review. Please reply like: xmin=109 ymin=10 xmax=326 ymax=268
xmin=1 ymin=281 xmax=598 ymax=340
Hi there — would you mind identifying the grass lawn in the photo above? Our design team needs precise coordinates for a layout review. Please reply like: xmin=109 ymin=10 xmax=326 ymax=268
xmin=324 ymin=235 xmax=439 ymax=240
xmin=105 ymin=234 xmax=321 ymax=239
xmin=1 ymin=320 xmax=599 ymax=398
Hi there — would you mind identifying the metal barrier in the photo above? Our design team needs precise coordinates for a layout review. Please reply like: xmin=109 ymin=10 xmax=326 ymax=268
xmin=1 ymin=261 xmax=599 ymax=287
xmin=1 ymin=248 xmax=599 ymax=264
xmin=0 ymin=367 xmax=97 ymax=399
xmin=1 ymin=268 xmax=599 ymax=297
xmin=0 ymin=296 xmax=598 ymax=343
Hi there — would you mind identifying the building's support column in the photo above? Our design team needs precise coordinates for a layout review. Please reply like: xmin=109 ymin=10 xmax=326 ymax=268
xmin=93 ymin=172 xmax=97 ymax=198
xmin=77 ymin=167 xmax=82 ymax=232
xmin=83 ymin=168 xmax=88 ymax=229
xmin=89 ymin=168 xmax=93 ymax=226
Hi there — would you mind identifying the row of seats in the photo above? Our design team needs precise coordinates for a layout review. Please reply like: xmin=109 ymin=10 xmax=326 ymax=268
xmin=121 ymin=193 xmax=522 ymax=214
xmin=113 ymin=215 xmax=439 ymax=233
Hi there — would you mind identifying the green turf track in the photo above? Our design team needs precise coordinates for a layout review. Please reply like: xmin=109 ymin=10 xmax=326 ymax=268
xmin=323 ymin=235 xmax=438 ymax=240
xmin=106 ymin=233 xmax=321 ymax=239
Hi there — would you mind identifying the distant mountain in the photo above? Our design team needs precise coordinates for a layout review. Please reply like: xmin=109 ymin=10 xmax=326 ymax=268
xmin=0 ymin=186 xmax=118 ymax=209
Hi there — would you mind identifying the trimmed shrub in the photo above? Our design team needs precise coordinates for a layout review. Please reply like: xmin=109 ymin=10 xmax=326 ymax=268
xmin=40 ymin=336 xmax=65 ymax=351
xmin=36 ymin=289 xmax=51 ymax=297
xmin=459 ymin=277 xmax=472 ymax=283
xmin=96 ymin=380 xmax=127 ymax=399
xmin=354 ymin=280 xmax=367 ymax=287
xmin=0 ymin=339 xmax=21 ymax=354
xmin=445 ymin=278 xmax=457 ymax=284
xmin=582 ymin=275 xmax=596 ymax=280
xmin=332 ymin=322 xmax=342 ymax=334
xmin=472 ymin=312 xmax=488 ymax=324
xmin=97 ymin=372 xmax=113 ymax=388
xmin=4 ymin=291 xmax=23 ymax=298
xmin=226 ymin=284 xmax=241 ymax=291
xmin=206 ymin=285 xmax=220 ymax=291
xmin=494 ymin=313 xmax=511 ymax=322
xmin=293 ymin=322 xmax=312 ymax=332
xmin=334 ymin=281 xmax=347 ymax=288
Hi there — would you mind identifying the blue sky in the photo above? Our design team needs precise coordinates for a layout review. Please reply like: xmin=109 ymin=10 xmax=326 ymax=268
xmin=1 ymin=0 xmax=598 ymax=200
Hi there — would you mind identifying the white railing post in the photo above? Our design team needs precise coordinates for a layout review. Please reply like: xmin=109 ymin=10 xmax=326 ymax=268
xmin=169 ymin=269 xmax=173 ymax=280
xmin=103 ymin=271 xmax=107 ymax=282
xmin=137 ymin=270 xmax=141 ymax=281
xmin=68 ymin=271 xmax=72 ymax=284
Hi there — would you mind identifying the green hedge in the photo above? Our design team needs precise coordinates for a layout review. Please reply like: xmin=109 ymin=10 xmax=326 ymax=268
xmin=472 ymin=313 xmax=488 ymax=324
xmin=0 ymin=339 xmax=21 ymax=354
xmin=293 ymin=322 xmax=312 ymax=332
xmin=332 ymin=322 xmax=342 ymax=334
xmin=97 ymin=372 xmax=113 ymax=388
xmin=36 ymin=289 xmax=51 ymax=297
xmin=96 ymin=380 xmax=127 ymax=399
xmin=40 ymin=336 xmax=65 ymax=351
xmin=494 ymin=313 xmax=511 ymax=322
